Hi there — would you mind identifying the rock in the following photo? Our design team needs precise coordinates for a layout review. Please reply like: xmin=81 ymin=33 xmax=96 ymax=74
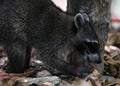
xmin=0 ymin=76 xmax=61 ymax=86
xmin=36 ymin=70 xmax=51 ymax=77
xmin=23 ymin=76 xmax=61 ymax=86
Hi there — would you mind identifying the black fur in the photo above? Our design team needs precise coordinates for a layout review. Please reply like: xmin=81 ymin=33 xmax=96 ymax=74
xmin=0 ymin=0 xmax=101 ymax=76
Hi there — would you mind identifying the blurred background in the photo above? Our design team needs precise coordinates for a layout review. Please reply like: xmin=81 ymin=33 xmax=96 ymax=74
xmin=110 ymin=0 xmax=120 ymax=31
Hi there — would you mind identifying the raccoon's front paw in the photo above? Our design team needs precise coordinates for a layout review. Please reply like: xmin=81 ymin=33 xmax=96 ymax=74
xmin=66 ymin=65 xmax=94 ymax=77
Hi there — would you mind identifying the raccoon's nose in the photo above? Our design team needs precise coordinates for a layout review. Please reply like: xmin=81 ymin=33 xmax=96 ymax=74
xmin=86 ymin=53 xmax=102 ymax=63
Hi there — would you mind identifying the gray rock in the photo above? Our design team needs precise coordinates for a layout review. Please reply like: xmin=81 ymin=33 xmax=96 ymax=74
xmin=22 ymin=76 xmax=62 ymax=86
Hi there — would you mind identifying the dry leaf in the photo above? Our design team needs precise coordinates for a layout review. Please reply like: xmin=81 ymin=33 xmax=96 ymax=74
xmin=92 ymin=69 xmax=100 ymax=75
xmin=40 ymin=82 xmax=55 ymax=86
xmin=105 ymin=78 xmax=120 ymax=85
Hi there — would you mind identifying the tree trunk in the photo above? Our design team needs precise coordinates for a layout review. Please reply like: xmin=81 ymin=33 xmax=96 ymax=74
xmin=67 ymin=0 xmax=111 ymax=73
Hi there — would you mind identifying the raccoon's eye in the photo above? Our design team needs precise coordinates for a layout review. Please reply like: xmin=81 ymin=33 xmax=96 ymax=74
xmin=83 ymin=39 xmax=99 ymax=53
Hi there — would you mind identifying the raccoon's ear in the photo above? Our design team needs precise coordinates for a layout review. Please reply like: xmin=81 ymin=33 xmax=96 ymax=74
xmin=74 ymin=13 xmax=85 ymax=30
xmin=74 ymin=13 xmax=89 ymax=30
xmin=81 ymin=13 xmax=90 ymax=22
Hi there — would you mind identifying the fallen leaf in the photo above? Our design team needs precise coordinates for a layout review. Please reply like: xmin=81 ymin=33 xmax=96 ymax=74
xmin=92 ymin=69 xmax=100 ymax=75
xmin=40 ymin=82 xmax=55 ymax=86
